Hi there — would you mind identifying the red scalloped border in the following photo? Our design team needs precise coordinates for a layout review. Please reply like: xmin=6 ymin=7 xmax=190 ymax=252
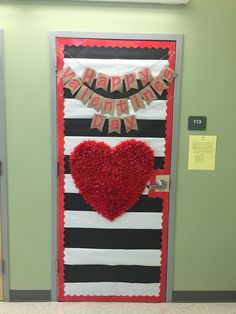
xmin=56 ymin=37 xmax=176 ymax=302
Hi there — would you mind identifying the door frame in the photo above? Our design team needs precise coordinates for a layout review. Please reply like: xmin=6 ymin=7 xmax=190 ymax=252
xmin=49 ymin=31 xmax=183 ymax=302
xmin=0 ymin=29 xmax=10 ymax=301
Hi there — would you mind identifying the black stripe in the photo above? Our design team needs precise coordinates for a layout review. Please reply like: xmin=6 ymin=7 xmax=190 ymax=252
xmin=64 ymin=228 xmax=162 ymax=249
xmin=64 ymin=156 xmax=164 ymax=174
xmin=64 ymin=265 xmax=160 ymax=283
xmin=64 ymin=119 xmax=166 ymax=138
xmin=154 ymin=157 xmax=165 ymax=169
xmin=64 ymin=45 xmax=169 ymax=60
xmin=64 ymin=193 xmax=163 ymax=213
xmin=64 ymin=84 xmax=168 ymax=100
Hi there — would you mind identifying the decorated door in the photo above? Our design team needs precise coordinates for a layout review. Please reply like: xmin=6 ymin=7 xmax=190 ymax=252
xmin=55 ymin=34 xmax=182 ymax=302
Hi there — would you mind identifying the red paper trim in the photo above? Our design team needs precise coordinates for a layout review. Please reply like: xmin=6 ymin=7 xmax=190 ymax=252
xmin=57 ymin=37 xmax=176 ymax=302
xmin=58 ymin=295 xmax=163 ymax=302
xmin=164 ymin=44 xmax=176 ymax=173
xmin=57 ymin=37 xmax=176 ymax=51
xmin=57 ymin=50 xmax=66 ymax=300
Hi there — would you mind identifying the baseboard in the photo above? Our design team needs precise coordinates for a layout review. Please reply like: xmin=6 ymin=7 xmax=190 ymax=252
xmin=172 ymin=291 xmax=236 ymax=303
xmin=9 ymin=290 xmax=51 ymax=302
xmin=9 ymin=290 xmax=236 ymax=302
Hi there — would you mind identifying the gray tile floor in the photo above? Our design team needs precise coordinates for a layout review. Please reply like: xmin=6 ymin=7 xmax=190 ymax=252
xmin=0 ymin=302 xmax=236 ymax=314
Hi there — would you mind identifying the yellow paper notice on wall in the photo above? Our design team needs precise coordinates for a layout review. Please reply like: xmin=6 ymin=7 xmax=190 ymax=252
xmin=188 ymin=135 xmax=217 ymax=170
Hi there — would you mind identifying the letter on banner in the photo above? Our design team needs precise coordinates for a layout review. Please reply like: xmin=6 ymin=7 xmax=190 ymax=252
xmin=129 ymin=93 xmax=146 ymax=112
xmin=64 ymin=77 xmax=83 ymax=95
xmin=123 ymin=115 xmax=138 ymax=133
xmin=90 ymin=114 xmax=106 ymax=132
xmin=57 ymin=66 xmax=75 ymax=85
xmin=110 ymin=76 xmax=123 ymax=93
xmin=124 ymin=73 xmax=138 ymax=91
xmin=101 ymin=98 xmax=115 ymax=116
xmin=95 ymin=73 xmax=109 ymax=90
xmin=140 ymin=85 xmax=157 ymax=105
xmin=151 ymin=77 xmax=168 ymax=96
xmin=82 ymin=67 xmax=97 ymax=86
xmin=75 ymin=85 xmax=92 ymax=105
xmin=87 ymin=93 xmax=104 ymax=112
xmin=108 ymin=118 xmax=121 ymax=134
xmin=116 ymin=99 xmax=129 ymax=116
xmin=137 ymin=67 xmax=153 ymax=87
xmin=160 ymin=66 xmax=177 ymax=83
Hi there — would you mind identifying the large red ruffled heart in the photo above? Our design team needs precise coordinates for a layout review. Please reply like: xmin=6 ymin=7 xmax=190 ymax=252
xmin=70 ymin=139 xmax=154 ymax=221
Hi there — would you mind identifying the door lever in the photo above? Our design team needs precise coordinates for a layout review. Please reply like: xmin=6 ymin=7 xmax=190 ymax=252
xmin=149 ymin=179 xmax=167 ymax=190
xmin=148 ymin=175 xmax=170 ymax=192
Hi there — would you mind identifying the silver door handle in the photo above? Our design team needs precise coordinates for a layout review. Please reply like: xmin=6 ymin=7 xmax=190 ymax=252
xmin=149 ymin=179 xmax=167 ymax=190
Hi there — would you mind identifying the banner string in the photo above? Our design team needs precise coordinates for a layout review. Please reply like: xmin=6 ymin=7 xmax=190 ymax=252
xmin=58 ymin=45 xmax=176 ymax=72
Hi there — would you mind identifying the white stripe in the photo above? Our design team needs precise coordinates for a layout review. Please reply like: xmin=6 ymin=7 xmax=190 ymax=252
xmin=64 ymin=98 xmax=167 ymax=120
xmin=64 ymin=58 xmax=169 ymax=77
xmin=64 ymin=211 xmax=162 ymax=230
xmin=64 ymin=174 xmax=149 ymax=195
xmin=64 ymin=174 xmax=79 ymax=193
xmin=64 ymin=282 xmax=160 ymax=297
xmin=64 ymin=136 xmax=165 ymax=156
xmin=64 ymin=248 xmax=161 ymax=266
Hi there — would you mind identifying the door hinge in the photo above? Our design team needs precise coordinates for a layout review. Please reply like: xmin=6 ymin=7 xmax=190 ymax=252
xmin=57 ymin=162 xmax=59 ymax=177
xmin=0 ymin=259 xmax=5 ymax=274
xmin=55 ymin=59 xmax=57 ymax=72
xmin=0 ymin=161 xmax=2 ymax=176
xmin=56 ymin=259 xmax=59 ymax=273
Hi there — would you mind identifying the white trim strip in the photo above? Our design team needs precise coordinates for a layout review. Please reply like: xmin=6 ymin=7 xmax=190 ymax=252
xmin=64 ymin=136 xmax=165 ymax=156
xmin=63 ymin=58 xmax=169 ymax=77
xmin=64 ymin=282 xmax=160 ymax=296
xmin=64 ymin=174 xmax=149 ymax=195
xmin=64 ymin=211 xmax=162 ymax=230
xmin=64 ymin=248 xmax=161 ymax=267
xmin=64 ymin=98 xmax=167 ymax=120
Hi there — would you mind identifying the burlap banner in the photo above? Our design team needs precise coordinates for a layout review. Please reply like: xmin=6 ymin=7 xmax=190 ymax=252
xmin=91 ymin=114 xmax=138 ymax=134
xmin=57 ymin=64 xmax=178 ymax=134
xmin=108 ymin=117 xmax=121 ymax=134
xmin=57 ymin=65 xmax=177 ymax=94
xmin=90 ymin=114 xmax=106 ymax=132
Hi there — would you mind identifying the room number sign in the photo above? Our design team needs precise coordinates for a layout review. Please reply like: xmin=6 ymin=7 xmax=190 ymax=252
xmin=188 ymin=116 xmax=207 ymax=131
